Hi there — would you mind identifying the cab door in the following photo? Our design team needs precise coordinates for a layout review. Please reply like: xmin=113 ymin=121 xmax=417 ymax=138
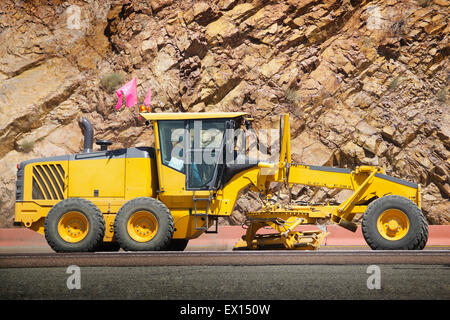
xmin=153 ymin=120 xmax=187 ymax=199
xmin=185 ymin=119 xmax=225 ymax=191
xmin=153 ymin=118 xmax=232 ymax=239
xmin=153 ymin=119 xmax=225 ymax=205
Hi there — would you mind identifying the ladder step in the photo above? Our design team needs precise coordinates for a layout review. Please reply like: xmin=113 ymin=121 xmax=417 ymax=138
xmin=193 ymin=190 xmax=216 ymax=232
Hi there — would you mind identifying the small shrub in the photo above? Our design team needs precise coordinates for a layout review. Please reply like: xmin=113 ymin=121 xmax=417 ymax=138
xmin=437 ymin=87 xmax=447 ymax=103
xmin=415 ymin=0 xmax=431 ymax=7
xmin=19 ymin=140 xmax=35 ymax=153
xmin=362 ymin=36 xmax=372 ymax=48
xmin=100 ymin=72 xmax=124 ymax=93
xmin=388 ymin=76 xmax=402 ymax=90
xmin=285 ymin=88 xmax=300 ymax=104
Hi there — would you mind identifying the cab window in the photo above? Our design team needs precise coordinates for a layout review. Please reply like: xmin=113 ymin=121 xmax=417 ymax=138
xmin=158 ymin=119 xmax=226 ymax=190
xmin=158 ymin=120 xmax=186 ymax=173
xmin=187 ymin=120 xmax=226 ymax=190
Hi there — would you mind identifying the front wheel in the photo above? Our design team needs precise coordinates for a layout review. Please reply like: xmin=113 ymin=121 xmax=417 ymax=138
xmin=362 ymin=195 xmax=428 ymax=250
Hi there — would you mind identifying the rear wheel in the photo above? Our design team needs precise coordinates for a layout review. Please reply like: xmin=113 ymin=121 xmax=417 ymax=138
xmin=362 ymin=195 xmax=428 ymax=250
xmin=114 ymin=197 xmax=174 ymax=251
xmin=44 ymin=198 xmax=105 ymax=252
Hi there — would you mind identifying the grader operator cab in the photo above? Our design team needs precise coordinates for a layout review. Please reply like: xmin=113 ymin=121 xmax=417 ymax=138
xmin=14 ymin=112 xmax=428 ymax=252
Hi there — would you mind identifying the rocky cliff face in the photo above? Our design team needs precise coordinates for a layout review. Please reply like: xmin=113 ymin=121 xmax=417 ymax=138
xmin=0 ymin=0 xmax=448 ymax=227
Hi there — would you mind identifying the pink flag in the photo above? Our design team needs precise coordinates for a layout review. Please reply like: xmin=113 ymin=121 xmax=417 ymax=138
xmin=143 ymin=87 xmax=151 ymax=106
xmin=115 ymin=77 xmax=138 ymax=110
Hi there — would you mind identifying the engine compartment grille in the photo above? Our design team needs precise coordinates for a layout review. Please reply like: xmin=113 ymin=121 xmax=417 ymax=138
xmin=32 ymin=164 xmax=65 ymax=200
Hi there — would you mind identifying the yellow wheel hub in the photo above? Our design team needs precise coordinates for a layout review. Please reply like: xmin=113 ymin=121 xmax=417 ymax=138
xmin=127 ymin=211 xmax=158 ymax=242
xmin=377 ymin=209 xmax=409 ymax=241
xmin=58 ymin=211 xmax=89 ymax=243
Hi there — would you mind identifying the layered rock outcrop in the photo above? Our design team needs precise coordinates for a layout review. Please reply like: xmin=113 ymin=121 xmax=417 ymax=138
xmin=0 ymin=0 xmax=448 ymax=227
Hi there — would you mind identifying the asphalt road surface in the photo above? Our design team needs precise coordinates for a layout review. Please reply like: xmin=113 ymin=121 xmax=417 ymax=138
xmin=1 ymin=251 xmax=449 ymax=300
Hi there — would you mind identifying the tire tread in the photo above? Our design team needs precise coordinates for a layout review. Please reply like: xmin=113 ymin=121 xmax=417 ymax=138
xmin=44 ymin=198 xmax=105 ymax=252
xmin=114 ymin=197 xmax=174 ymax=251
xmin=362 ymin=195 xmax=428 ymax=250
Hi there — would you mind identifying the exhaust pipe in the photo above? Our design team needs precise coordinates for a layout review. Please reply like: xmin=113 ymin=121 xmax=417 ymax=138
xmin=81 ymin=117 xmax=93 ymax=153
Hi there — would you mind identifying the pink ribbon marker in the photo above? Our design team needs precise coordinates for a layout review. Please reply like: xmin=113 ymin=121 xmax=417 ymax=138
xmin=115 ymin=77 xmax=138 ymax=110
xmin=143 ymin=87 xmax=151 ymax=107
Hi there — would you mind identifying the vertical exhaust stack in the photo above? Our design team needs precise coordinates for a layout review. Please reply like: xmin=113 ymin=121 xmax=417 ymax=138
xmin=81 ymin=117 xmax=94 ymax=153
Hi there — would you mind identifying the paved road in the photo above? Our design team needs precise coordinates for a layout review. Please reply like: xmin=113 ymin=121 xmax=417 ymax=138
xmin=1 ymin=251 xmax=449 ymax=300
xmin=1 ymin=264 xmax=449 ymax=300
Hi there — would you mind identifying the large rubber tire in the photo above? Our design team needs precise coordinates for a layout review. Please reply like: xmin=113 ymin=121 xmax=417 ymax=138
xmin=362 ymin=195 xmax=428 ymax=250
xmin=44 ymin=198 xmax=105 ymax=252
xmin=114 ymin=197 xmax=174 ymax=251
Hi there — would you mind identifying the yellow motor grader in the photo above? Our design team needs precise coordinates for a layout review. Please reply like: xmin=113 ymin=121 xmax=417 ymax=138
xmin=14 ymin=112 xmax=428 ymax=252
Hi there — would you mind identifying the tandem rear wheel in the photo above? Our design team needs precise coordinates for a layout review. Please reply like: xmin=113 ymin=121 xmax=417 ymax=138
xmin=362 ymin=195 xmax=428 ymax=250
xmin=114 ymin=197 xmax=174 ymax=251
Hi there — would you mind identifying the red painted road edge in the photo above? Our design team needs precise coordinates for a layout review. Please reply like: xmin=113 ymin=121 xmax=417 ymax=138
xmin=0 ymin=225 xmax=449 ymax=250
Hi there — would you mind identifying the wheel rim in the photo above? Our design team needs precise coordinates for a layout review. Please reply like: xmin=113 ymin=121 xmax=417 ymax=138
xmin=58 ymin=211 xmax=89 ymax=243
xmin=377 ymin=209 xmax=410 ymax=241
xmin=127 ymin=210 xmax=158 ymax=242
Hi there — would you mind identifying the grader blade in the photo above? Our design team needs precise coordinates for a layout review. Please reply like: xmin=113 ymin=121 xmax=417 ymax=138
xmin=233 ymin=210 xmax=329 ymax=250
xmin=233 ymin=229 xmax=328 ymax=250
